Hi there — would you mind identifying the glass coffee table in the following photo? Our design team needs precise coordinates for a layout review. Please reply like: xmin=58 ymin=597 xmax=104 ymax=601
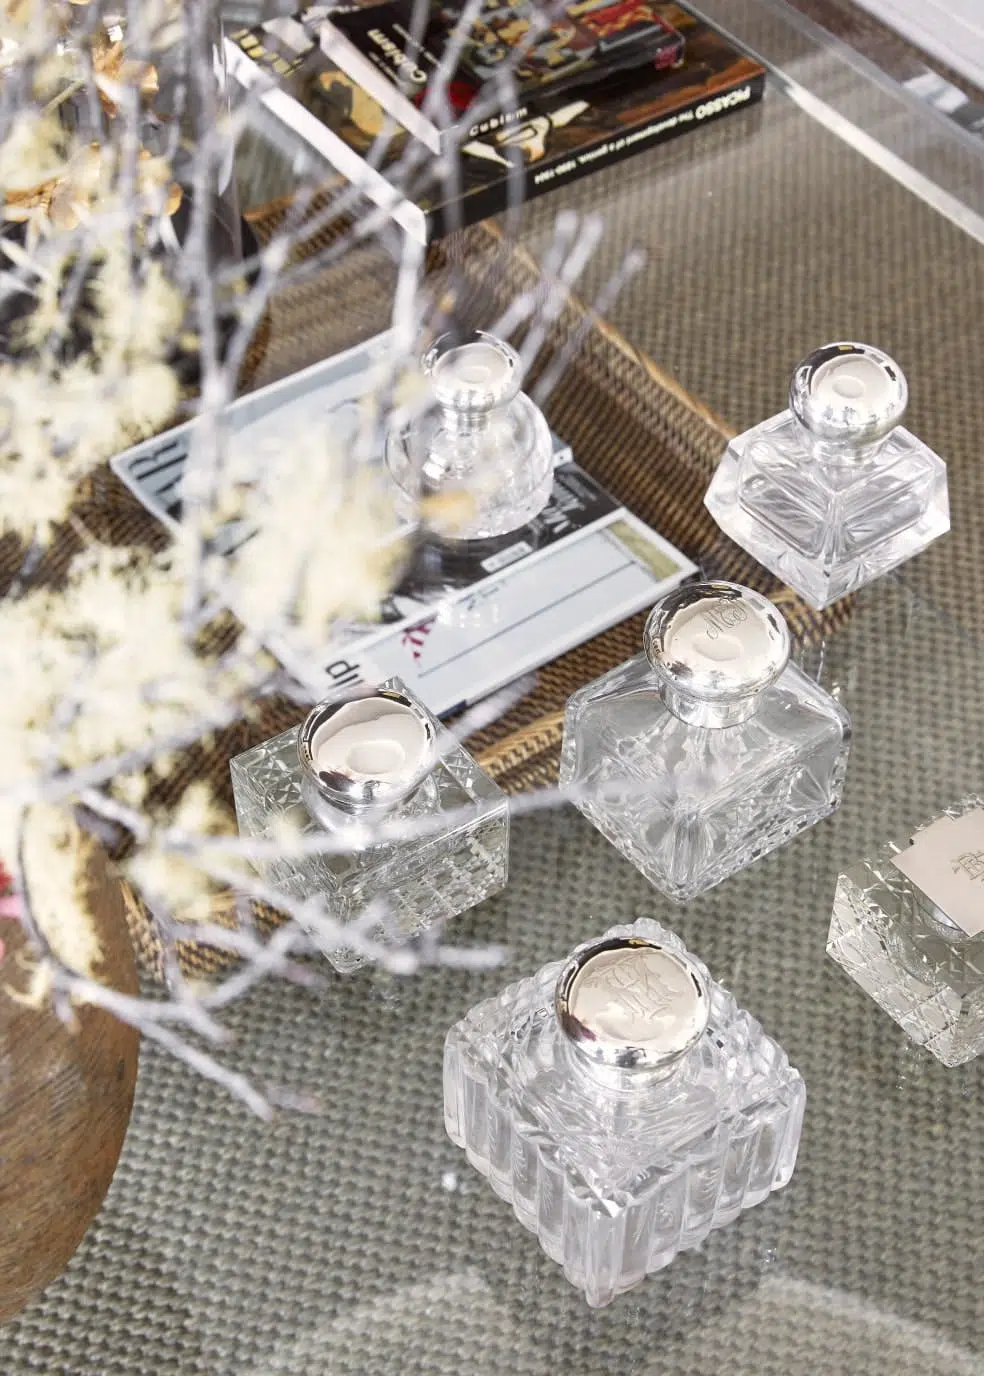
xmin=3 ymin=5 xmax=983 ymax=1371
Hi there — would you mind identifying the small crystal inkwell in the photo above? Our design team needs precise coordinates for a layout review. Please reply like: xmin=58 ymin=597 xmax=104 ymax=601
xmin=559 ymin=581 xmax=851 ymax=901
xmin=444 ymin=918 xmax=806 ymax=1307
xmin=230 ymin=680 xmax=509 ymax=973
xmin=828 ymin=796 xmax=984 ymax=1065
xmin=385 ymin=330 xmax=554 ymax=543
xmin=704 ymin=342 xmax=949 ymax=609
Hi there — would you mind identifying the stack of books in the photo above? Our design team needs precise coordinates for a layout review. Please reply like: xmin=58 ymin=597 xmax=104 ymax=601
xmin=225 ymin=2 xmax=766 ymax=242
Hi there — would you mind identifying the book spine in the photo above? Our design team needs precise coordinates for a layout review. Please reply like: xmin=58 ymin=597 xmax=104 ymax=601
xmin=426 ymin=71 xmax=767 ymax=240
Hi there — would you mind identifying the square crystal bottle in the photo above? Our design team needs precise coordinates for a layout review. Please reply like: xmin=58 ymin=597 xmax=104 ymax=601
xmin=827 ymin=797 xmax=984 ymax=1066
xmin=704 ymin=343 xmax=949 ymax=609
xmin=444 ymin=918 xmax=805 ymax=1308
xmin=230 ymin=680 xmax=509 ymax=973
xmin=559 ymin=581 xmax=851 ymax=902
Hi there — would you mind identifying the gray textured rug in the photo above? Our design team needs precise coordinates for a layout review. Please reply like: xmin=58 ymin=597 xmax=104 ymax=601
xmin=3 ymin=583 xmax=984 ymax=1374
xmin=4 ymin=63 xmax=984 ymax=1376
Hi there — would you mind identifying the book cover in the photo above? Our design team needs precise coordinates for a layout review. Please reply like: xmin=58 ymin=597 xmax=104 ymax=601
xmin=226 ymin=4 xmax=765 ymax=243
xmin=321 ymin=0 xmax=687 ymax=153
xmin=427 ymin=7 xmax=765 ymax=236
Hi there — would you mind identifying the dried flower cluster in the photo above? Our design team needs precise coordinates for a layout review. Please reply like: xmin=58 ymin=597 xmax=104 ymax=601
xmin=0 ymin=0 xmax=629 ymax=1111
xmin=0 ymin=0 xmax=417 ymax=1109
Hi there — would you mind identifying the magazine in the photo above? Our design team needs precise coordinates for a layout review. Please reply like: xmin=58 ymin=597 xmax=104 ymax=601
xmin=111 ymin=334 xmax=697 ymax=715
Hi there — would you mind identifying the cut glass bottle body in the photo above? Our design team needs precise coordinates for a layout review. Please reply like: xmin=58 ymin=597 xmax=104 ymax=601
xmin=385 ymin=332 xmax=553 ymax=541
xmin=230 ymin=682 xmax=509 ymax=973
xmin=705 ymin=412 xmax=949 ymax=609
xmin=444 ymin=919 xmax=805 ymax=1308
xmin=827 ymin=797 xmax=984 ymax=1067
xmin=560 ymin=584 xmax=851 ymax=902
xmin=704 ymin=342 xmax=949 ymax=610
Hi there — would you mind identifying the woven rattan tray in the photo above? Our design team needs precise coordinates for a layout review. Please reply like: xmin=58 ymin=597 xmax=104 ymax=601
xmin=11 ymin=211 xmax=851 ymax=978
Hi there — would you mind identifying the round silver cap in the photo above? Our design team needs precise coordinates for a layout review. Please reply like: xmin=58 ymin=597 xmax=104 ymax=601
xmin=643 ymin=581 xmax=790 ymax=727
xmin=424 ymin=331 xmax=521 ymax=414
xmin=556 ymin=935 xmax=709 ymax=1073
xmin=789 ymin=342 xmax=907 ymax=451
xmin=297 ymin=687 xmax=436 ymax=814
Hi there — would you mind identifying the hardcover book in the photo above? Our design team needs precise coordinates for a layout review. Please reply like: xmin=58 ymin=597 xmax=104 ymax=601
xmin=321 ymin=0 xmax=687 ymax=153
xmin=226 ymin=4 xmax=766 ymax=242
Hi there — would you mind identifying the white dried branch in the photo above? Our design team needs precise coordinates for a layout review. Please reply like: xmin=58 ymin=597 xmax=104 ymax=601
xmin=0 ymin=0 xmax=645 ymax=1116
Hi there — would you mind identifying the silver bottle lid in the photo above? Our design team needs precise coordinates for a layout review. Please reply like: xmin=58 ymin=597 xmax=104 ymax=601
xmin=556 ymin=934 xmax=709 ymax=1072
xmin=297 ymin=687 xmax=436 ymax=814
xmin=424 ymin=331 xmax=521 ymax=415
xmin=643 ymin=581 xmax=790 ymax=727
xmin=789 ymin=342 xmax=908 ymax=451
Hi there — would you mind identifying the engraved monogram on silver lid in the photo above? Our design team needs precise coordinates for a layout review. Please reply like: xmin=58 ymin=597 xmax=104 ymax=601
xmin=555 ymin=935 xmax=709 ymax=1073
xmin=644 ymin=581 xmax=790 ymax=728
xmin=424 ymin=331 xmax=522 ymax=415
xmin=789 ymin=342 xmax=908 ymax=453
xmin=297 ymin=687 xmax=436 ymax=816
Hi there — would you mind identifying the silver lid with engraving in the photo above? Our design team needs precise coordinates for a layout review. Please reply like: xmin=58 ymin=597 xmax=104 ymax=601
xmin=555 ymin=934 xmax=709 ymax=1072
xmin=643 ymin=581 xmax=790 ymax=728
xmin=789 ymin=342 xmax=907 ymax=452
xmin=424 ymin=331 xmax=522 ymax=415
xmin=297 ymin=686 xmax=436 ymax=816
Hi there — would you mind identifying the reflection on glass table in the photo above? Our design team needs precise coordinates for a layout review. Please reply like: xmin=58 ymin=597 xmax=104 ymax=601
xmin=4 ymin=5 xmax=984 ymax=1373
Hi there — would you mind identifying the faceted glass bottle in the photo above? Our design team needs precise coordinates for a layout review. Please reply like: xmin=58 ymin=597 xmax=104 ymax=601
xmin=385 ymin=331 xmax=553 ymax=541
xmin=704 ymin=342 xmax=949 ymax=609
xmin=559 ymin=581 xmax=851 ymax=901
xmin=827 ymin=796 xmax=984 ymax=1066
xmin=230 ymin=681 xmax=509 ymax=973
xmin=444 ymin=919 xmax=806 ymax=1308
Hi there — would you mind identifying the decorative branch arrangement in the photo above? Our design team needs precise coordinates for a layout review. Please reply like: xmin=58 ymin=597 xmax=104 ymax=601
xmin=0 ymin=0 xmax=640 ymax=1113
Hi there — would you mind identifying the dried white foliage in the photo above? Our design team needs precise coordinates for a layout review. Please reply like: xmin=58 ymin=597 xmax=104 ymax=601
xmin=0 ymin=545 xmax=260 ymax=788
xmin=218 ymin=428 xmax=405 ymax=651
xmin=11 ymin=806 xmax=103 ymax=979
xmin=0 ymin=0 xmax=638 ymax=1112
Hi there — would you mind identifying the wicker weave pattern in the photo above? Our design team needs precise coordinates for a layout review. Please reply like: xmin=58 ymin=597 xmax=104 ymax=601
xmin=3 ymin=212 xmax=851 ymax=980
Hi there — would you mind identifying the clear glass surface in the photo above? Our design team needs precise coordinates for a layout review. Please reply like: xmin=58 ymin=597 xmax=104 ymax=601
xmin=559 ymin=653 xmax=850 ymax=900
xmin=444 ymin=919 xmax=805 ymax=1308
xmin=7 ymin=7 xmax=984 ymax=1374
xmin=704 ymin=412 xmax=949 ymax=608
xmin=828 ymin=796 xmax=984 ymax=1066
xmin=230 ymin=692 xmax=509 ymax=973
xmin=684 ymin=0 xmax=984 ymax=233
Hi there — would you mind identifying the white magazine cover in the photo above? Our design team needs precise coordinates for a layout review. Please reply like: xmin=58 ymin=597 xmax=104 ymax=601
xmin=111 ymin=334 xmax=696 ymax=716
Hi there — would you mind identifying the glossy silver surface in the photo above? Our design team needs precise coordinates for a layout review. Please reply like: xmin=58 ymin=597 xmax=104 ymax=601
xmin=297 ymin=687 xmax=436 ymax=816
xmin=789 ymin=342 xmax=908 ymax=453
xmin=555 ymin=934 xmax=709 ymax=1073
xmin=643 ymin=581 xmax=791 ymax=727
xmin=424 ymin=331 xmax=522 ymax=415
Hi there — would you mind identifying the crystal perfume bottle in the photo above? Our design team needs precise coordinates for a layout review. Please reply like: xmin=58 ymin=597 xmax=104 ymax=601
xmin=827 ymin=796 xmax=984 ymax=1066
xmin=385 ymin=331 xmax=554 ymax=541
xmin=559 ymin=581 xmax=851 ymax=901
xmin=230 ymin=681 xmax=509 ymax=973
xmin=444 ymin=918 xmax=805 ymax=1308
xmin=704 ymin=342 xmax=949 ymax=609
